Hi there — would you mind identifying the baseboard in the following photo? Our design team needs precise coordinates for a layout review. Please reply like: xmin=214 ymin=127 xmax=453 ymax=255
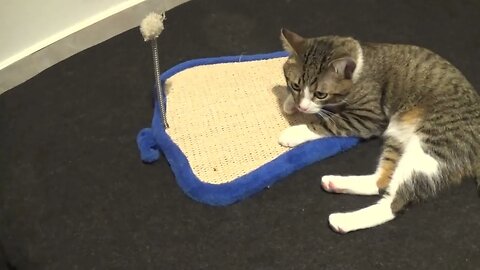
xmin=0 ymin=0 xmax=189 ymax=95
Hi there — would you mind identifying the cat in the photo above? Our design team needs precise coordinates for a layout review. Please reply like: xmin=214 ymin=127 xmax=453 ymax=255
xmin=278 ymin=28 xmax=480 ymax=234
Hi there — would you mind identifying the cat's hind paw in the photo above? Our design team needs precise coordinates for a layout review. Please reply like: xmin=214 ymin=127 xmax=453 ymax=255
xmin=321 ymin=174 xmax=380 ymax=195
xmin=321 ymin=176 xmax=345 ymax=193
xmin=328 ymin=213 xmax=354 ymax=234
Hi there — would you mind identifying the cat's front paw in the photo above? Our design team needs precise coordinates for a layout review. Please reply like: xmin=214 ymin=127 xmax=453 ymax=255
xmin=282 ymin=94 xmax=297 ymax=115
xmin=278 ymin=125 xmax=323 ymax=148
xmin=328 ymin=213 xmax=354 ymax=234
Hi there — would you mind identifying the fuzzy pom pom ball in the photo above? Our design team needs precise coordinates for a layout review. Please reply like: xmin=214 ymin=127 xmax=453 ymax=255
xmin=140 ymin=12 xmax=166 ymax=41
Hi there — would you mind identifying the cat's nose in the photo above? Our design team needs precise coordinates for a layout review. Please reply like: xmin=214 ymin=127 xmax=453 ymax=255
xmin=298 ymin=105 xmax=309 ymax=112
xmin=298 ymin=99 xmax=310 ymax=112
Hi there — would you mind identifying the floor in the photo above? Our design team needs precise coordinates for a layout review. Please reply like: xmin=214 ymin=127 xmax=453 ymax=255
xmin=1 ymin=0 xmax=479 ymax=269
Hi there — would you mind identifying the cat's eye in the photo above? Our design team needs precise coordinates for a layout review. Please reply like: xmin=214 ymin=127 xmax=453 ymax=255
xmin=314 ymin=92 xmax=328 ymax=99
xmin=290 ymin=82 xmax=300 ymax=91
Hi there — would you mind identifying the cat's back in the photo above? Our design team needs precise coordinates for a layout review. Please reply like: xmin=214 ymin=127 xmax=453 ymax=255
xmin=363 ymin=42 xmax=470 ymax=87
xmin=396 ymin=43 xmax=462 ymax=77
xmin=362 ymin=41 xmax=479 ymax=112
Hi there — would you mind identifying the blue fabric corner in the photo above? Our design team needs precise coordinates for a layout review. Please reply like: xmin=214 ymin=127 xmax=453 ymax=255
xmin=137 ymin=128 xmax=160 ymax=163
xmin=137 ymin=51 xmax=360 ymax=206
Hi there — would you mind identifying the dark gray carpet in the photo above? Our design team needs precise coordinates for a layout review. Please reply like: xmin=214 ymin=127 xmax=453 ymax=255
xmin=1 ymin=0 xmax=479 ymax=269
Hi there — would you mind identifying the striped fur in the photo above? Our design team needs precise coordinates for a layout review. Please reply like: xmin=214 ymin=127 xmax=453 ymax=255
xmin=279 ymin=28 xmax=480 ymax=233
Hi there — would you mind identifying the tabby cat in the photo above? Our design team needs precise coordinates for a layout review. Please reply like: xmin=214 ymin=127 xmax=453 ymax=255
xmin=278 ymin=28 xmax=480 ymax=234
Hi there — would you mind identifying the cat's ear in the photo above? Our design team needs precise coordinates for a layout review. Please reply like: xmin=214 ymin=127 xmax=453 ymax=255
xmin=329 ymin=57 xmax=356 ymax=80
xmin=280 ymin=28 xmax=306 ymax=56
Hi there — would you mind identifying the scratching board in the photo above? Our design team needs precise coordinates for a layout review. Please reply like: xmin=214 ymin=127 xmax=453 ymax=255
xmin=137 ymin=51 xmax=360 ymax=206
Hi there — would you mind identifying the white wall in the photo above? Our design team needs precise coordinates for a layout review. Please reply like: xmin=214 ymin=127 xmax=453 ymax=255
xmin=0 ymin=0 xmax=189 ymax=94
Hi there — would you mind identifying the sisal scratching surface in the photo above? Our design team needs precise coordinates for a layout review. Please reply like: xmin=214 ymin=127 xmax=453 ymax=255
xmin=165 ymin=57 xmax=316 ymax=184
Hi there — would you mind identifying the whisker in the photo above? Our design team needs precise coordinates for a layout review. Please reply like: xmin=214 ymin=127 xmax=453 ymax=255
xmin=340 ymin=99 xmax=353 ymax=106
xmin=318 ymin=110 xmax=337 ymax=128
xmin=321 ymin=109 xmax=347 ymax=122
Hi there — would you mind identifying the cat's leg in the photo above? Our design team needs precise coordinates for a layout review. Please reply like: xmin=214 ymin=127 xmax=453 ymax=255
xmin=321 ymin=174 xmax=381 ymax=195
xmin=278 ymin=124 xmax=324 ymax=147
xmin=321 ymin=137 xmax=402 ymax=195
xmin=282 ymin=94 xmax=297 ymax=115
xmin=279 ymin=108 xmax=385 ymax=148
xmin=328 ymin=134 xmax=440 ymax=233
xmin=328 ymin=196 xmax=396 ymax=234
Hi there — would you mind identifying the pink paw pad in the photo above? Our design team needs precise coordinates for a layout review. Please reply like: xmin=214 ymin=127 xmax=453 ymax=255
xmin=321 ymin=179 xmax=338 ymax=192
xmin=328 ymin=181 xmax=336 ymax=191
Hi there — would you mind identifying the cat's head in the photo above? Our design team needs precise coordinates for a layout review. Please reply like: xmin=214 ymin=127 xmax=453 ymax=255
xmin=280 ymin=28 xmax=363 ymax=114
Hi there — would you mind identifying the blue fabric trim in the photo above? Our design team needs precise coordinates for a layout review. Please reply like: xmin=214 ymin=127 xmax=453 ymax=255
xmin=138 ymin=51 xmax=360 ymax=206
